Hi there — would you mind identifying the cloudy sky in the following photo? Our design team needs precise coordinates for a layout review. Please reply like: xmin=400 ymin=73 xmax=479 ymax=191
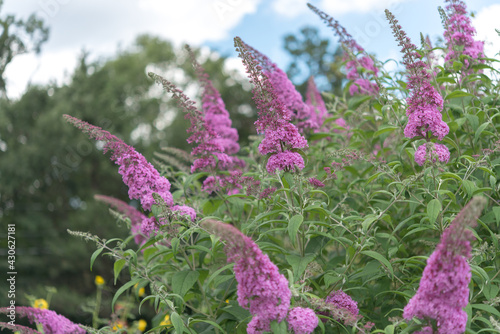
xmin=3 ymin=0 xmax=500 ymax=98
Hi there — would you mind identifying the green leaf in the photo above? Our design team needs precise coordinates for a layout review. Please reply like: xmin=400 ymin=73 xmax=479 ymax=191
xmin=323 ymin=273 xmax=342 ymax=287
xmin=288 ymin=214 xmax=304 ymax=246
xmin=170 ymin=312 xmax=185 ymax=333
xmin=452 ymin=61 xmax=463 ymax=71
xmin=384 ymin=324 xmax=395 ymax=334
xmin=362 ymin=214 xmax=378 ymax=232
xmin=361 ymin=250 xmax=394 ymax=277
xmin=472 ymin=303 xmax=500 ymax=318
xmin=436 ymin=76 xmax=456 ymax=84
xmin=373 ymin=126 xmax=399 ymax=138
xmin=483 ymin=283 xmax=500 ymax=300
xmin=474 ymin=122 xmax=490 ymax=144
xmin=270 ymin=320 xmax=288 ymax=334
xmin=90 ymin=247 xmax=104 ymax=271
xmin=427 ymin=199 xmax=442 ymax=225
xmin=172 ymin=270 xmax=200 ymax=298
xmin=113 ymin=259 xmax=126 ymax=285
xmin=445 ymin=90 xmax=474 ymax=100
xmin=462 ymin=179 xmax=477 ymax=197
xmin=465 ymin=114 xmax=480 ymax=131
xmin=112 ymin=278 xmax=140 ymax=310
xmin=190 ymin=319 xmax=226 ymax=332
xmin=223 ymin=303 xmax=252 ymax=321
xmin=286 ymin=254 xmax=315 ymax=282
xmin=206 ymin=263 xmax=234 ymax=287
xmin=493 ymin=206 xmax=500 ymax=225
xmin=348 ymin=95 xmax=371 ymax=109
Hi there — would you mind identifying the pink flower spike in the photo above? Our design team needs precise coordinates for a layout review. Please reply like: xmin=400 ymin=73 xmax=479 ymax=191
xmin=444 ymin=0 xmax=485 ymax=68
xmin=235 ymin=37 xmax=309 ymax=175
xmin=403 ymin=197 xmax=487 ymax=333
xmin=414 ymin=143 xmax=450 ymax=166
xmin=63 ymin=115 xmax=173 ymax=211
xmin=3 ymin=307 xmax=85 ymax=334
xmin=308 ymin=4 xmax=379 ymax=96
xmin=202 ymin=220 xmax=291 ymax=334
xmin=266 ymin=151 xmax=305 ymax=174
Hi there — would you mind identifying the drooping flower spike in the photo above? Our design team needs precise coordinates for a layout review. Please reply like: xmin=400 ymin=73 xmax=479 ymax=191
xmin=443 ymin=0 xmax=484 ymax=68
xmin=185 ymin=45 xmax=245 ymax=193
xmin=63 ymin=115 xmax=173 ymax=210
xmin=234 ymin=37 xmax=308 ymax=173
xmin=0 ymin=307 xmax=86 ymax=334
xmin=64 ymin=115 xmax=195 ymax=236
xmin=403 ymin=197 xmax=487 ymax=333
xmin=307 ymin=3 xmax=379 ymax=96
xmin=202 ymin=219 xmax=292 ymax=334
xmin=385 ymin=10 xmax=450 ymax=166
xmin=147 ymin=72 xmax=231 ymax=173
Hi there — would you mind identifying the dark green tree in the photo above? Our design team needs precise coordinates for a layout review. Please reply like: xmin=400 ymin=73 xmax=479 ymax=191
xmin=0 ymin=0 xmax=49 ymax=98
xmin=0 ymin=34 xmax=254 ymax=324
xmin=283 ymin=26 xmax=344 ymax=95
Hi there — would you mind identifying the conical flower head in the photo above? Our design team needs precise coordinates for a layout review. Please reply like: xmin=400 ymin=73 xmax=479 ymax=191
xmin=63 ymin=115 xmax=173 ymax=210
xmin=235 ymin=37 xmax=308 ymax=174
xmin=444 ymin=0 xmax=484 ymax=67
xmin=403 ymin=197 xmax=487 ymax=333
xmin=308 ymin=3 xmax=379 ymax=96
xmin=1 ymin=307 xmax=86 ymax=334
xmin=202 ymin=220 xmax=291 ymax=334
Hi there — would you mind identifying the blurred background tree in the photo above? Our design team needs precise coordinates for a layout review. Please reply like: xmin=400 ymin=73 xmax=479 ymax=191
xmin=0 ymin=34 xmax=256 ymax=324
xmin=283 ymin=26 xmax=344 ymax=95
xmin=0 ymin=2 xmax=342 ymax=324
xmin=0 ymin=0 xmax=49 ymax=98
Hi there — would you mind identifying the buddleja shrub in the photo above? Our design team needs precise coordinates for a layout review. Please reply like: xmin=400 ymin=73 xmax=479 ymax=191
xmin=3 ymin=0 xmax=500 ymax=333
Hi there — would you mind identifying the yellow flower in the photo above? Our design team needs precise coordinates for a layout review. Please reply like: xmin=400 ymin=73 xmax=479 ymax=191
xmin=137 ymin=319 xmax=147 ymax=332
xmin=112 ymin=320 xmax=126 ymax=330
xmin=95 ymin=275 xmax=105 ymax=286
xmin=33 ymin=299 xmax=48 ymax=310
xmin=225 ymin=299 xmax=229 ymax=303
xmin=160 ymin=314 xmax=171 ymax=326
xmin=134 ymin=283 xmax=145 ymax=297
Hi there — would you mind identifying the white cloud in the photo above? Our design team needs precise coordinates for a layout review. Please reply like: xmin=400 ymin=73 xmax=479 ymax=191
xmin=272 ymin=0 xmax=308 ymax=18
xmin=2 ymin=0 xmax=262 ymax=98
xmin=473 ymin=4 xmax=500 ymax=58
xmin=4 ymin=49 xmax=78 ymax=99
xmin=136 ymin=0 xmax=262 ymax=45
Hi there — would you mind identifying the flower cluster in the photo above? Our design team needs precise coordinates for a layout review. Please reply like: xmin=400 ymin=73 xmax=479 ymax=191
xmin=287 ymin=307 xmax=318 ymax=334
xmin=444 ymin=0 xmax=484 ymax=68
xmin=147 ymin=72 xmax=226 ymax=173
xmin=202 ymin=220 xmax=292 ymax=334
xmin=325 ymin=289 xmax=359 ymax=318
xmin=187 ymin=46 xmax=244 ymax=181
xmin=403 ymin=197 xmax=487 ymax=333
xmin=64 ymin=115 xmax=173 ymax=210
xmin=308 ymin=3 xmax=379 ymax=96
xmin=7 ymin=307 xmax=86 ymax=334
xmin=414 ymin=143 xmax=451 ymax=167
xmin=235 ymin=37 xmax=308 ymax=174
xmin=385 ymin=10 xmax=450 ymax=166
xmin=64 ymin=115 xmax=195 ymax=237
